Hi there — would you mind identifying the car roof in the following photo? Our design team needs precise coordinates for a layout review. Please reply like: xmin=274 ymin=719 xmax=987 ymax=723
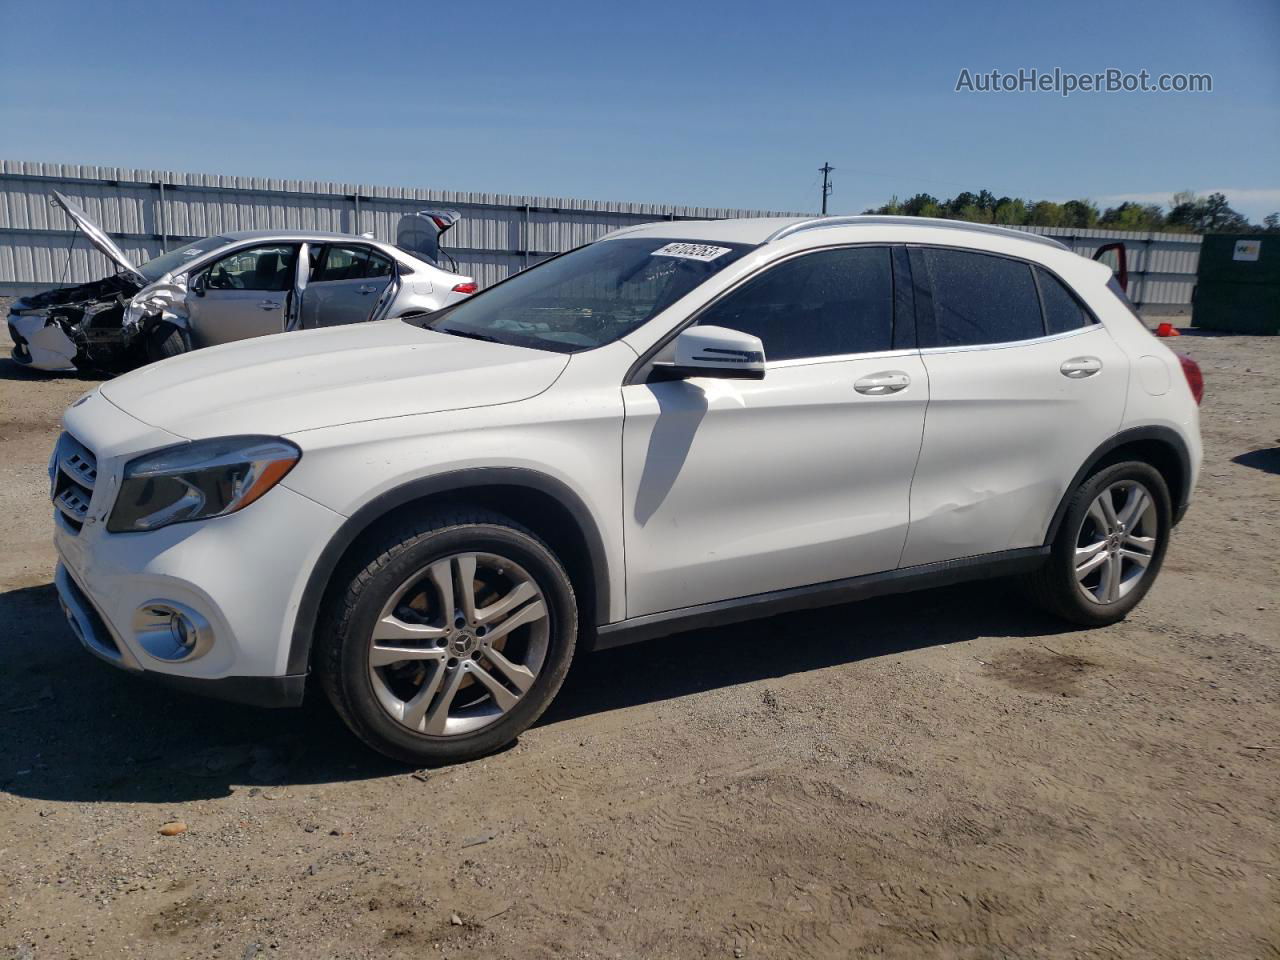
xmin=602 ymin=215 xmax=1069 ymax=252
xmin=221 ymin=229 xmax=379 ymax=242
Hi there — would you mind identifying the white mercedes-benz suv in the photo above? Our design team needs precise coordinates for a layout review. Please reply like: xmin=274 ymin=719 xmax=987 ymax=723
xmin=51 ymin=216 xmax=1204 ymax=763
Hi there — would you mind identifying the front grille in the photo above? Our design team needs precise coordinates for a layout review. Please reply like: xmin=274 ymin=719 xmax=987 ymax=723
xmin=51 ymin=432 xmax=97 ymax=534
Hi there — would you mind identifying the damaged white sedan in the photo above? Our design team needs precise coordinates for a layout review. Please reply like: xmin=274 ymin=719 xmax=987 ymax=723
xmin=7 ymin=192 xmax=477 ymax=373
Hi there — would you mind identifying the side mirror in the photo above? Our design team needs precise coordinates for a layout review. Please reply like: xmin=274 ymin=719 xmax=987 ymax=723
xmin=652 ymin=325 xmax=766 ymax=381
xmin=189 ymin=271 xmax=206 ymax=297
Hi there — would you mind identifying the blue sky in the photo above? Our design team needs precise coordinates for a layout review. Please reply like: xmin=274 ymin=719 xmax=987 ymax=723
xmin=3 ymin=0 xmax=1278 ymax=220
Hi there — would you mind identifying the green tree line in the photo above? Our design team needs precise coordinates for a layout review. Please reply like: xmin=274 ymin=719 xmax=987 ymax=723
xmin=862 ymin=189 xmax=1279 ymax=234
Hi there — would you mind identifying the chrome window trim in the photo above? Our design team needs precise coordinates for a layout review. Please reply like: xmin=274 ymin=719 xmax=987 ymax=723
xmin=917 ymin=324 xmax=1102 ymax=356
xmin=766 ymin=347 xmax=918 ymax=370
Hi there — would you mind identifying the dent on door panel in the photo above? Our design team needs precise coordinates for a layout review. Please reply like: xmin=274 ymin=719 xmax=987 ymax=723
xmin=900 ymin=327 xmax=1129 ymax=567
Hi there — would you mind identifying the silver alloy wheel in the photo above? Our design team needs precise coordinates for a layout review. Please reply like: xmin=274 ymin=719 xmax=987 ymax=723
xmin=367 ymin=551 xmax=549 ymax=737
xmin=1074 ymin=479 xmax=1158 ymax=605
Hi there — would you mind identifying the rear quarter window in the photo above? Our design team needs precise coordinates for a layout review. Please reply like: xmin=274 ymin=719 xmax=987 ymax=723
xmin=1035 ymin=267 xmax=1094 ymax=334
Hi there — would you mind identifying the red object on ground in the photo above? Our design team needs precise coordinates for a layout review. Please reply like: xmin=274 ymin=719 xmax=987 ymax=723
xmin=1177 ymin=354 xmax=1204 ymax=404
xmin=1155 ymin=322 xmax=1180 ymax=337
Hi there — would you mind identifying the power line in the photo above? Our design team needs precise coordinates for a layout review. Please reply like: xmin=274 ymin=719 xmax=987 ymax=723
xmin=819 ymin=162 xmax=834 ymax=215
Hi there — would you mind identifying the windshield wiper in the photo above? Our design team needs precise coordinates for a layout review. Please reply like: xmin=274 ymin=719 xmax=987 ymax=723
xmin=433 ymin=326 xmax=501 ymax=343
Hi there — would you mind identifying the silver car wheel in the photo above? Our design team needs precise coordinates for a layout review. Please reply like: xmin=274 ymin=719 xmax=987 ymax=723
xmin=367 ymin=551 xmax=549 ymax=737
xmin=1074 ymin=479 xmax=1158 ymax=605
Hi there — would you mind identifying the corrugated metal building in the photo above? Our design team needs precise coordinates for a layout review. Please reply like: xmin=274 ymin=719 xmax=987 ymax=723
xmin=0 ymin=160 xmax=1201 ymax=311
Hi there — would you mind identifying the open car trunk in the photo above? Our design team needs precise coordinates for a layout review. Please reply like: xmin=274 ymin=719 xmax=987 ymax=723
xmin=396 ymin=211 xmax=461 ymax=270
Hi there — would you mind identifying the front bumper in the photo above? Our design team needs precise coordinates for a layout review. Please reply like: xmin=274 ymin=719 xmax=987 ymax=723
xmin=53 ymin=479 xmax=343 ymax=704
xmin=8 ymin=312 xmax=79 ymax=371
xmin=52 ymin=393 xmax=346 ymax=707
xmin=53 ymin=562 xmax=306 ymax=707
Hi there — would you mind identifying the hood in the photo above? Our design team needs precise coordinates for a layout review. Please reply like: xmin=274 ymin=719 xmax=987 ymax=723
xmin=51 ymin=191 xmax=146 ymax=283
xmin=11 ymin=273 xmax=142 ymax=312
xmin=98 ymin=320 xmax=569 ymax=438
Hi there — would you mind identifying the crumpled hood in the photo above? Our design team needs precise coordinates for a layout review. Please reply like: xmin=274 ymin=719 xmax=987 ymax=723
xmin=98 ymin=321 xmax=569 ymax=438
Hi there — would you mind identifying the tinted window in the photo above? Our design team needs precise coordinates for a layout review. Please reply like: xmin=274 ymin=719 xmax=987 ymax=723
xmin=916 ymin=248 xmax=1044 ymax=347
xmin=1036 ymin=267 xmax=1091 ymax=334
xmin=204 ymin=245 xmax=296 ymax=292
xmin=696 ymin=247 xmax=893 ymax=361
xmin=315 ymin=245 xmax=371 ymax=282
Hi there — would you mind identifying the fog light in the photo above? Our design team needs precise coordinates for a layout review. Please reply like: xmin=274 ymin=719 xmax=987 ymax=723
xmin=132 ymin=601 xmax=212 ymax=662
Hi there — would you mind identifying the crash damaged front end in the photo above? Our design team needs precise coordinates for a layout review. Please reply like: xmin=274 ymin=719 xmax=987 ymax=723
xmin=8 ymin=274 xmax=145 ymax=373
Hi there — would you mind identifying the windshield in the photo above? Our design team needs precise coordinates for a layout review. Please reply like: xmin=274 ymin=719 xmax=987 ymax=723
xmin=136 ymin=236 xmax=234 ymax=282
xmin=411 ymin=237 xmax=755 ymax=352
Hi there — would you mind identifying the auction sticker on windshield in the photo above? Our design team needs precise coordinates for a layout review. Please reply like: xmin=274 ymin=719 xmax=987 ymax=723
xmin=651 ymin=242 xmax=733 ymax=262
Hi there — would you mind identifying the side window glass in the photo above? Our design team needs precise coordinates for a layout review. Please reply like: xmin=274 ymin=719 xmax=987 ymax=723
xmin=1036 ymin=267 xmax=1092 ymax=334
xmin=204 ymin=245 xmax=296 ymax=292
xmin=315 ymin=245 xmax=370 ymax=282
xmin=917 ymin=248 xmax=1044 ymax=347
xmin=365 ymin=250 xmax=395 ymax=279
xmin=697 ymin=247 xmax=893 ymax=362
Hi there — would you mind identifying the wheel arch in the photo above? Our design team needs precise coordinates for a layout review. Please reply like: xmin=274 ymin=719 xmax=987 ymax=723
xmin=1043 ymin=426 xmax=1192 ymax=546
xmin=286 ymin=468 xmax=612 ymax=676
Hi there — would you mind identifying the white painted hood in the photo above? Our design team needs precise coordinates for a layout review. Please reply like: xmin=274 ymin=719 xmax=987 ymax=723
xmin=98 ymin=321 xmax=569 ymax=439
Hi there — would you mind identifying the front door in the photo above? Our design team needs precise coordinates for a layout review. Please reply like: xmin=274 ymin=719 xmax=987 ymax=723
xmin=299 ymin=244 xmax=396 ymax=329
xmin=900 ymin=245 xmax=1130 ymax=567
xmin=187 ymin=244 xmax=298 ymax=348
xmin=621 ymin=245 xmax=929 ymax=618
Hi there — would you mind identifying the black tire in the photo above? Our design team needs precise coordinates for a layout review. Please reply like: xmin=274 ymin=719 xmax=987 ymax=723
xmin=316 ymin=509 xmax=578 ymax=765
xmin=1021 ymin=460 xmax=1172 ymax=627
xmin=145 ymin=322 xmax=189 ymax=362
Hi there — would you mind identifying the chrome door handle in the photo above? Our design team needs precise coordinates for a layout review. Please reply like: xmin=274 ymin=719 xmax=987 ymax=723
xmin=359 ymin=284 xmax=378 ymax=294
xmin=258 ymin=300 xmax=281 ymax=310
xmin=854 ymin=371 xmax=911 ymax=395
xmin=1060 ymin=356 xmax=1102 ymax=378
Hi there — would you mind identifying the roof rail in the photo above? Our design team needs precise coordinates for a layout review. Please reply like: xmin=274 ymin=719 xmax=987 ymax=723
xmin=764 ymin=215 xmax=1070 ymax=251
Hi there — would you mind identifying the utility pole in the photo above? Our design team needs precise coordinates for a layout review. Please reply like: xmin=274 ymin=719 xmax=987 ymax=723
xmin=819 ymin=162 xmax=834 ymax=215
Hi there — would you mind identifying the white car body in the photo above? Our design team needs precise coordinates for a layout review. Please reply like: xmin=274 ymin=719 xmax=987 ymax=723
xmin=51 ymin=215 xmax=1202 ymax=713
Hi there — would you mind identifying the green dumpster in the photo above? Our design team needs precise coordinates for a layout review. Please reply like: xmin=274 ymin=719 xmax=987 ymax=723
xmin=1192 ymin=235 xmax=1280 ymax=334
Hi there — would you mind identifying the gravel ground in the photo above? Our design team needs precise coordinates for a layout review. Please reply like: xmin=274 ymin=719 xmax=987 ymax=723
xmin=0 ymin=310 xmax=1277 ymax=959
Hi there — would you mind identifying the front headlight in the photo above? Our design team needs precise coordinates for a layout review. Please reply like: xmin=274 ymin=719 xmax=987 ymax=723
xmin=107 ymin=436 xmax=301 ymax=533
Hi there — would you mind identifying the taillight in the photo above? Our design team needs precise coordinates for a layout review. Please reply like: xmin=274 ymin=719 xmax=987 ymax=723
xmin=452 ymin=281 xmax=478 ymax=295
xmin=1177 ymin=354 xmax=1204 ymax=405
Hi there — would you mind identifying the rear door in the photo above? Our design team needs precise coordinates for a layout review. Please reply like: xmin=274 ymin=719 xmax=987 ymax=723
xmin=186 ymin=244 xmax=298 ymax=348
xmin=621 ymin=245 xmax=929 ymax=617
xmin=899 ymin=246 xmax=1129 ymax=567
xmin=299 ymin=244 xmax=396 ymax=329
